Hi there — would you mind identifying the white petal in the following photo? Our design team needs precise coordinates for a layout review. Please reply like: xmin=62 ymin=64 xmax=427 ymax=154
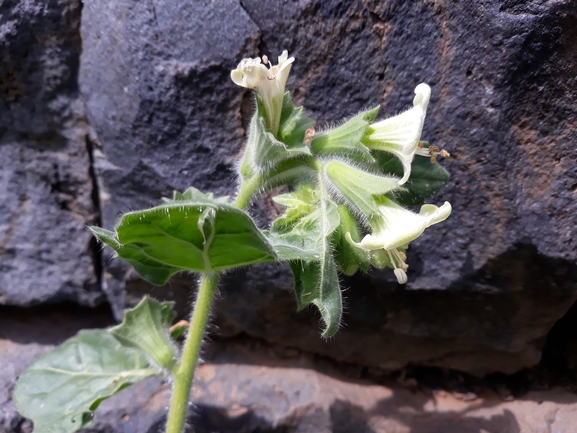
xmin=359 ymin=233 xmax=387 ymax=250
xmin=230 ymin=58 xmax=269 ymax=90
xmin=413 ymin=83 xmax=431 ymax=111
xmin=363 ymin=83 xmax=431 ymax=185
xmin=230 ymin=51 xmax=295 ymax=136
xmin=230 ymin=69 xmax=245 ymax=87
xmin=419 ymin=201 xmax=452 ymax=226
xmin=278 ymin=50 xmax=289 ymax=64
xmin=353 ymin=198 xmax=451 ymax=251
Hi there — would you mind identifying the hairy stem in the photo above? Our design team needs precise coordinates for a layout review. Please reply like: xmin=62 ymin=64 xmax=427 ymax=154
xmin=166 ymin=150 xmax=263 ymax=433
xmin=165 ymin=272 xmax=220 ymax=433
xmin=234 ymin=176 xmax=261 ymax=209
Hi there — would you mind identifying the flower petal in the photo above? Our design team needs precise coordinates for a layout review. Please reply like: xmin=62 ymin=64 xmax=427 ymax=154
xmin=230 ymin=57 xmax=270 ymax=90
xmin=419 ymin=201 xmax=452 ymax=226
xmin=230 ymin=51 xmax=294 ymax=136
xmin=362 ymin=83 xmax=431 ymax=185
xmin=350 ymin=198 xmax=451 ymax=252
xmin=230 ymin=69 xmax=245 ymax=87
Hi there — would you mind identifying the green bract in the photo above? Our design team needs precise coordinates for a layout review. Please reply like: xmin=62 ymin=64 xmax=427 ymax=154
xmin=311 ymin=106 xmax=378 ymax=163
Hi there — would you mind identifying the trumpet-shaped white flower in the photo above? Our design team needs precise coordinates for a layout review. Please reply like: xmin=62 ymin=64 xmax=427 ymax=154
xmin=361 ymin=83 xmax=431 ymax=185
xmin=346 ymin=197 xmax=451 ymax=284
xmin=352 ymin=198 xmax=451 ymax=251
xmin=231 ymin=50 xmax=294 ymax=136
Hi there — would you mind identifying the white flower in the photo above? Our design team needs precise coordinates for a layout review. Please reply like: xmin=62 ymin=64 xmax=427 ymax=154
xmin=361 ymin=83 xmax=431 ymax=185
xmin=231 ymin=50 xmax=294 ymax=136
xmin=352 ymin=198 xmax=451 ymax=251
xmin=345 ymin=197 xmax=451 ymax=284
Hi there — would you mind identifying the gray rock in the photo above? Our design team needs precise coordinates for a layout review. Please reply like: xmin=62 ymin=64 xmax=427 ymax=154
xmin=79 ymin=0 xmax=261 ymax=318
xmin=15 ymin=337 xmax=577 ymax=433
xmin=3 ymin=0 xmax=577 ymax=430
xmin=0 ymin=0 xmax=103 ymax=307
xmin=0 ymin=402 xmax=32 ymax=433
xmin=214 ymin=245 xmax=577 ymax=375
xmin=80 ymin=0 xmax=577 ymax=374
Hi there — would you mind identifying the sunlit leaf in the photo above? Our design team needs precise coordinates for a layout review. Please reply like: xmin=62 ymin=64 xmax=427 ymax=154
xmin=324 ymin=160 xmax=399 ymax=215
xmin=13 ymin=330 xmax=158 ymax=433
xmin=109 ymin=297 xmax=178 ymax=371
xmin=90 ymin=197 xmax=276 ymax=285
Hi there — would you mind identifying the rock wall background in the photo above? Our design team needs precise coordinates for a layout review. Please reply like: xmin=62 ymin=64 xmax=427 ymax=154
xmin=1 ymin=0 xmax=577 ymax=432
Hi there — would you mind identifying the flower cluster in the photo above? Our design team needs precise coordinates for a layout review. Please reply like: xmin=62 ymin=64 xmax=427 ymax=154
xmin=231 ymin=51 xmax=451 ymax=285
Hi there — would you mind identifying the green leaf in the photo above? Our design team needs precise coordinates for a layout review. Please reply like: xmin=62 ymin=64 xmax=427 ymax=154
xmin=267 ymin=205 xmax=330 ymax=262
xmin=238 ymin=92 xmax=316 ymax=190
xmin=90 ymin=226 xmax=181 ymax=286
xmin=90 ymin=196 xmax=276 ymax=285
xmin=278 ymin=92 xmax=315 ymax=148
xmin=268 ymin=182 xmax=343 ymax=337
xmin=241 ymin=96 xmax=313 ymax=178
xmin=290 ymin=248 xmax=341 ymax=338
xmin=264 ymin=230 xmax=319 ymax=261
xmin=162 ymin=186 xmax=230 ymax=204
xmin=254 ymin=115 xmax=311 ymax=170
xmin=270 ymin=186 xmax=340 ymax=245
xmin=169 ymin=322 xmax=188 ymax=340
xmin=311 ymin=107 xmax=379 ymax=163
xmin=271 ymin=185 xmax=317 ymax=231
xmin=109 ymin=297 xmax=178 ymax=371
xmin=299 ymin=193 xmax=342 ymax=338
xmin=324 ymin=160 xmax=399 ymax=215
xmin=332 ymin=205 xmax=370 ymax=275
xmin=259 ymin=155 xmax=316 ymax=192
xmin=375 ymin=149 xmax=450 ymax=206
xmin=13 ymin=330 xmax=158 ymax=433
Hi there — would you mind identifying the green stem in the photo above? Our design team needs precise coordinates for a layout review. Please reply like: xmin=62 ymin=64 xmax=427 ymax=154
xmin=233 ymin=176 xmax=261 ymax=209
xmin=165 ymin=272 xmax=220 ymax=433
xmin=165 ymin=159 xmax=262 ymax=433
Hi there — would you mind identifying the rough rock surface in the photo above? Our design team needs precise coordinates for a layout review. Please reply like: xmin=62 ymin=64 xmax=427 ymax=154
xmin=79 ymin=0 xmax=577 ymax=374
xmin=2 ymin=0 xmax=577 ymax=431
xmin=0 ymin=314 xmax=577 ymax=433
xmin=0 ymin=0 xmax=102 ymax=307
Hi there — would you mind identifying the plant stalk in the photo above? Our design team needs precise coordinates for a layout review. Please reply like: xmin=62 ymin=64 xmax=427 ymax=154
xmin=233 ymin=176 xmax=261 ymax=209
xmin=165 ymin=272 xmax=220 ymax=433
